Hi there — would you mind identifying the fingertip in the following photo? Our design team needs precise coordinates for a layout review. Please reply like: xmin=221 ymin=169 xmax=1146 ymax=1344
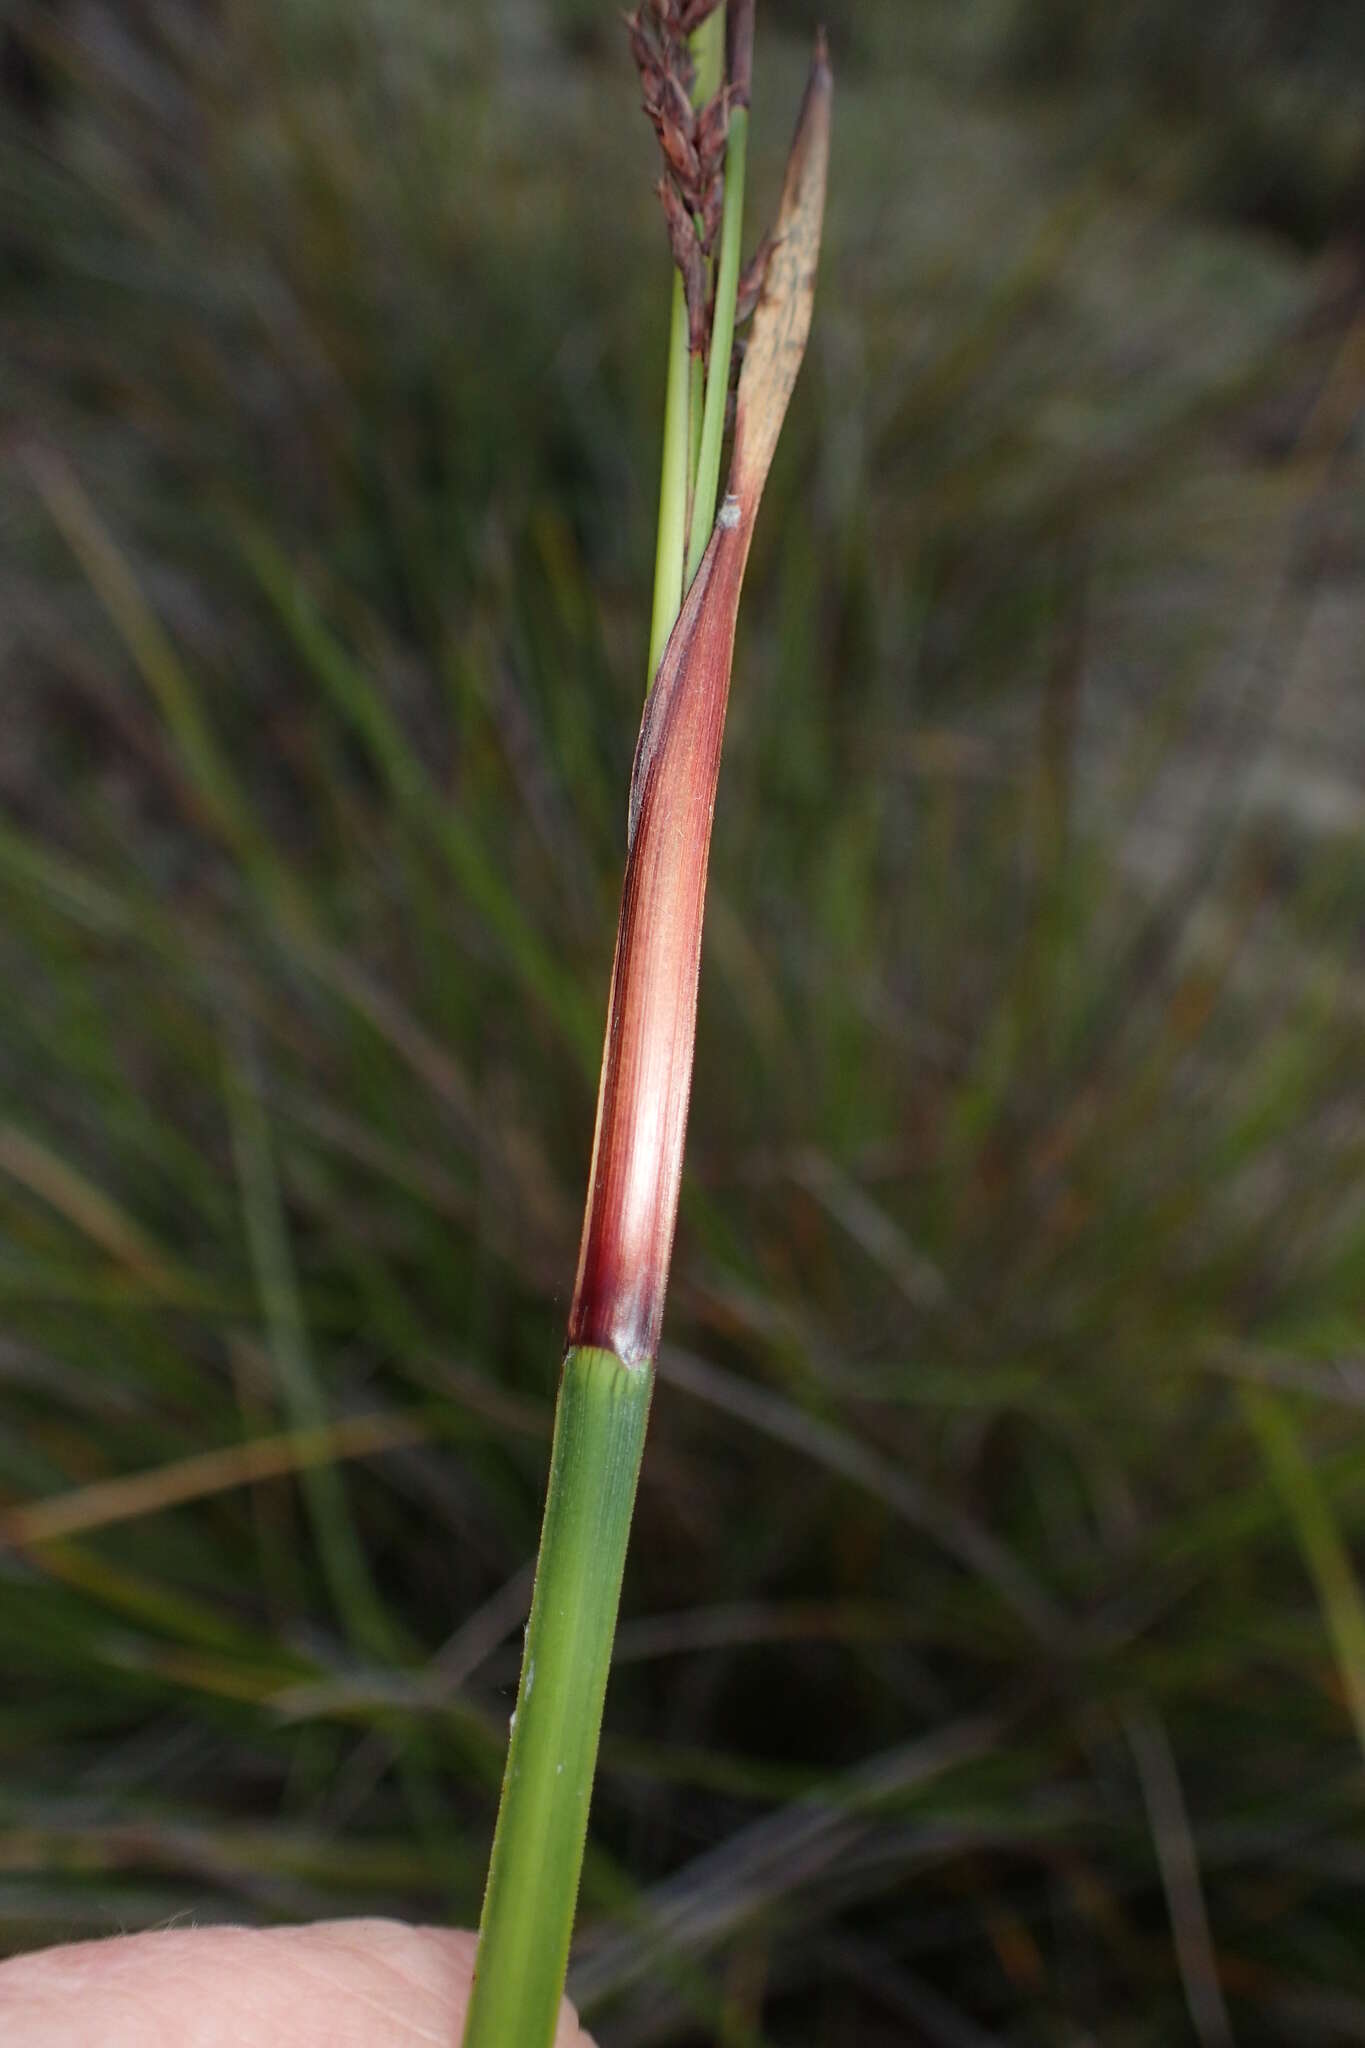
xmin=0 ymin=1920 xmax=596 ymax=2047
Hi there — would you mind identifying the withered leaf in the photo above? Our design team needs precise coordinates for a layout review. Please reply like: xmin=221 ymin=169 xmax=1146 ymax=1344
xmin=730 ymin=31 xmax=831 ymax=512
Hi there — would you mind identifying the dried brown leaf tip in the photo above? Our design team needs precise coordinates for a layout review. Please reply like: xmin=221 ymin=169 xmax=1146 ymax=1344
xmin=731 ymin=29 xmax=832 ymax=513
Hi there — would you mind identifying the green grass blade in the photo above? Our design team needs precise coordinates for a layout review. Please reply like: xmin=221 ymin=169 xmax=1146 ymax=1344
xmin=223 ymin=1025 xmax=391 ymax=1656
xmin=236 ymin=523 xmax=595 ymax=1062
xmin=1242 ymin=1385 xmax=1365 ymax=1761
xmin=25 ymin=450 xmax=256 ymax=861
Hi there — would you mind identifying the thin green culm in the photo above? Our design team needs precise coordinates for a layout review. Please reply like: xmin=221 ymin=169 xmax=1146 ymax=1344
xmin=461 ymin=1349 xmax=653 ymax=2047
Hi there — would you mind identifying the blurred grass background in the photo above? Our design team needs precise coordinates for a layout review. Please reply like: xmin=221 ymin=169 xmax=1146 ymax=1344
xmin=2 ymin=0 xmax=1365 ymax=2040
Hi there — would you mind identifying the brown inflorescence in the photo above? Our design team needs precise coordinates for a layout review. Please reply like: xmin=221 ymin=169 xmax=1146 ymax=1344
xmin=627 ymin=2 xmax=736 ymax=355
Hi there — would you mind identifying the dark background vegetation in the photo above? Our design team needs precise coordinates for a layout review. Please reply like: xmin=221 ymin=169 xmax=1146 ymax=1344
xmin=3 ymin=1 xmax=1365 ymax=2041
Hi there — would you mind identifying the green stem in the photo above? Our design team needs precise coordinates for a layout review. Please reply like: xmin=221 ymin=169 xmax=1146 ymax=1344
xmin=692 ymin=10 xmax=726 ymax=102
xmin=686 ymin=97 xmax=749 ymax=584
xmin=647 ymin=277 xmax=692 ymax=693
xmin=462 ymin=1347 xmax=653 ymax=2048
xmin=1242 ymin=1385 xmax=1365 ymax=1761
xmin=687 ymin=349 xmax=705 ymax=522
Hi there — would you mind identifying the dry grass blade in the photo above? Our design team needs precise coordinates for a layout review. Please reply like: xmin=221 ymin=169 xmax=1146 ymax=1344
xmin=273 ymin=1562 xmax=534 ymax=1722
xmin=0 ymin=1124 xmax=182 ymax=1296
xmin=790 ymin=1147 xmax=950 ymax=1313
xmin=1124 ymin=1706 xmax=1234 ymax=2048
xmin=0 ymin=1412 xmax=429 ymax=1549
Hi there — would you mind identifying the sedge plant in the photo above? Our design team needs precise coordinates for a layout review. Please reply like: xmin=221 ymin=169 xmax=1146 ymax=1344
xmin=461 ymin=8 xmax=831 ymax=2044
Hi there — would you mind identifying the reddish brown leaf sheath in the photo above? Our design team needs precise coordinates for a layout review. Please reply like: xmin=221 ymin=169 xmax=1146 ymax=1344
xmin=567 ymin=35 xmax=831 ymax=1370
xmin=567 ymin=502 xmax=752 ymax=1368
